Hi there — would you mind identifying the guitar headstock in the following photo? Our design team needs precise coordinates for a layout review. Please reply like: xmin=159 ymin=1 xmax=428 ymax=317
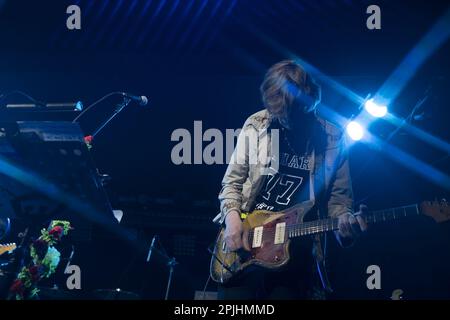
xmin=0 ymin=242 xmax=17 ymax=255
xmin=420 ymin=200 xmax=450 ymax=223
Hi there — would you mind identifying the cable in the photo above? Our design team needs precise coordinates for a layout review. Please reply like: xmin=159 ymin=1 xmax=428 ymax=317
xmin=0 ymin=90 xmax=45 ymax=107
xmin=72 ymin=91 xmax=123 ymax=123
xmin=201 ymin=274 xmax=212 ymax=300
xmin=386 ymin=93 xmax=429 ymax=142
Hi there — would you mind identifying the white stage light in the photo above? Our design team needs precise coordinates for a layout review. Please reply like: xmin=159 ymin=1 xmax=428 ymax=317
xmin=365 ymin=99 xmax=387 ymax=118
xmin=346 ymin=121 xmax=364 ymax=141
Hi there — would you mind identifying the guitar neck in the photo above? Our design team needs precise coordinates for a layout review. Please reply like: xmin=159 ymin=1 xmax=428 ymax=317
xmin=287 ymin=204 xmax=420 ymax=238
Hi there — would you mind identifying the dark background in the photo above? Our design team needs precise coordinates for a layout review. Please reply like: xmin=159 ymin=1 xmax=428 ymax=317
xmin=0 ymin=0 xmax=449 ymax=299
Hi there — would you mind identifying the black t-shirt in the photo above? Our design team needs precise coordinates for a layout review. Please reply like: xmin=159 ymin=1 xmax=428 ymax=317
xmin=252 ymin=122 xmax=313 ymax=212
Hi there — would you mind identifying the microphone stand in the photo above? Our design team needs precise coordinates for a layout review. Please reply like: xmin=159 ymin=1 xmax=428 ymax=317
xmin=165 ymin=257 xmax=178 ymax=300
xmin=92 ymin=96 xmax=131 ymax=138
xmin=146 ymin=235 xmax=179 ymax=300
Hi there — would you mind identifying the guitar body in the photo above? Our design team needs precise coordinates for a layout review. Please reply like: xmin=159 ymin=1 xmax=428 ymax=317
xmin=0 ymin=243 xmax=16 ymax=256
xmin=210 ymin=202 xmax=314 ymax=284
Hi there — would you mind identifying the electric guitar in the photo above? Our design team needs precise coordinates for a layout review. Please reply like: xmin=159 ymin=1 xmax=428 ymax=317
xmin=0 ymin=243 xmax=16 ymax=256
xmin=210 ymin=200 xmax=450 ymax=284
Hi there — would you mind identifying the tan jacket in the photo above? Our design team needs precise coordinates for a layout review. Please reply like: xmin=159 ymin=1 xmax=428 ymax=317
xmin=213 ymin=109 xmax=353 ymax=225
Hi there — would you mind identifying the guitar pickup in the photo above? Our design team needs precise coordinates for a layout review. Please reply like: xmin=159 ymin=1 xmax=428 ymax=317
xmin=274 ymin=222 xmax=286 ymax=245
xmin=252 ymin=226 xmax=263 ymax=248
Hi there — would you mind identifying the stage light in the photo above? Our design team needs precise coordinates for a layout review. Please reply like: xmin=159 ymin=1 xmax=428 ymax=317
xmin=346 ymin=121 xmax=364 ymax=141
xmin=364 ymin=99 xmax=387 ymax=118
xmin=75 ymin=101 xmax=83 ymax=111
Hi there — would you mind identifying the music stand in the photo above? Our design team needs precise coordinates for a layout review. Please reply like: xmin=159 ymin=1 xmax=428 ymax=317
xmin=0 ymin=120 xmax=117 ymax=241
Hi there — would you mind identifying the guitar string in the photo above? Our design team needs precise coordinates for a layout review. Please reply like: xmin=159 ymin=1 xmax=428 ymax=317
xmin=244 ymin=207 xmax=415 ymax=241
xmin=246 ymin=219 xmax=336 ymax=235
xmin=245 ymin=214 xmax=387 ymax=240
xmin=244 ymin=210 xmax=408 ymax=247
xmin=246 ymin=218 xmax=337 ymax=235
xmin=246 ymin=206 xmax=416 ymax=236
xmin=246 ymin=221 xmax=337 ymax=241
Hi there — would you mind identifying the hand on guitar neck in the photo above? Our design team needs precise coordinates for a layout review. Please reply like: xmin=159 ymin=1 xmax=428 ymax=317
xmin=335 ymin=204 xmax=369 ymax=246
xmin=224 ymin=210 xmax=251 ymax=252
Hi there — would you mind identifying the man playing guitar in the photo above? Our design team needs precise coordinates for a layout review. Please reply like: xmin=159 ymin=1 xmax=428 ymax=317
xmin=212 ymin=60 xmax=367 ymax=299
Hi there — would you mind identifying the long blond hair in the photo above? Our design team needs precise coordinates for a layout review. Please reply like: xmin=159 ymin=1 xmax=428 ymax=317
xmin=260 ymin=60 xmax=321 ymax=122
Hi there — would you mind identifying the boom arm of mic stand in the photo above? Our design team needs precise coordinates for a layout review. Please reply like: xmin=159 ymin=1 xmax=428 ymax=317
xmin=91 ymin=97 xmax=131 ymax=138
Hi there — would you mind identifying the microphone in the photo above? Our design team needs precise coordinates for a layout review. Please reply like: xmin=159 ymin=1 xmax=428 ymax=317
xmin=120 ymin=92 xmax=148 ymax=106
xmin=146 ymin=235 xmax=158 ymax=262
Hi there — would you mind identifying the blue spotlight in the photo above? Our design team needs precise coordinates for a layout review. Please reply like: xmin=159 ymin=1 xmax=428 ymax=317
xmin=364 ymin=99 xmax=388 ymax=118
xmin=346 ymin=121 xmax=364 ymax=141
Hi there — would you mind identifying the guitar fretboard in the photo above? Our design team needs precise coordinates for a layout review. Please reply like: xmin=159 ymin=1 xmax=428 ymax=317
xmin=287 ymin=204 xmax=420 ymax=238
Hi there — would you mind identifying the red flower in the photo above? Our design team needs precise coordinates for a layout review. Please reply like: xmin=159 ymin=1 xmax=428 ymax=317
xmin=49 ymin=226 xmax=64 ymax=240
xmin=28 ymin=265 xmax=41 ymax=282
xmin=9 ymin=279 xmax=25 ymax=295
xmin=84 ymin=135 xmax=93 ymax=144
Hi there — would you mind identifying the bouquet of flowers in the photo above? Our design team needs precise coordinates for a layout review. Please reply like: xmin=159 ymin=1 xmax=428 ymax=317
xmin=9 ymin=220 xmax=72 ymax=300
